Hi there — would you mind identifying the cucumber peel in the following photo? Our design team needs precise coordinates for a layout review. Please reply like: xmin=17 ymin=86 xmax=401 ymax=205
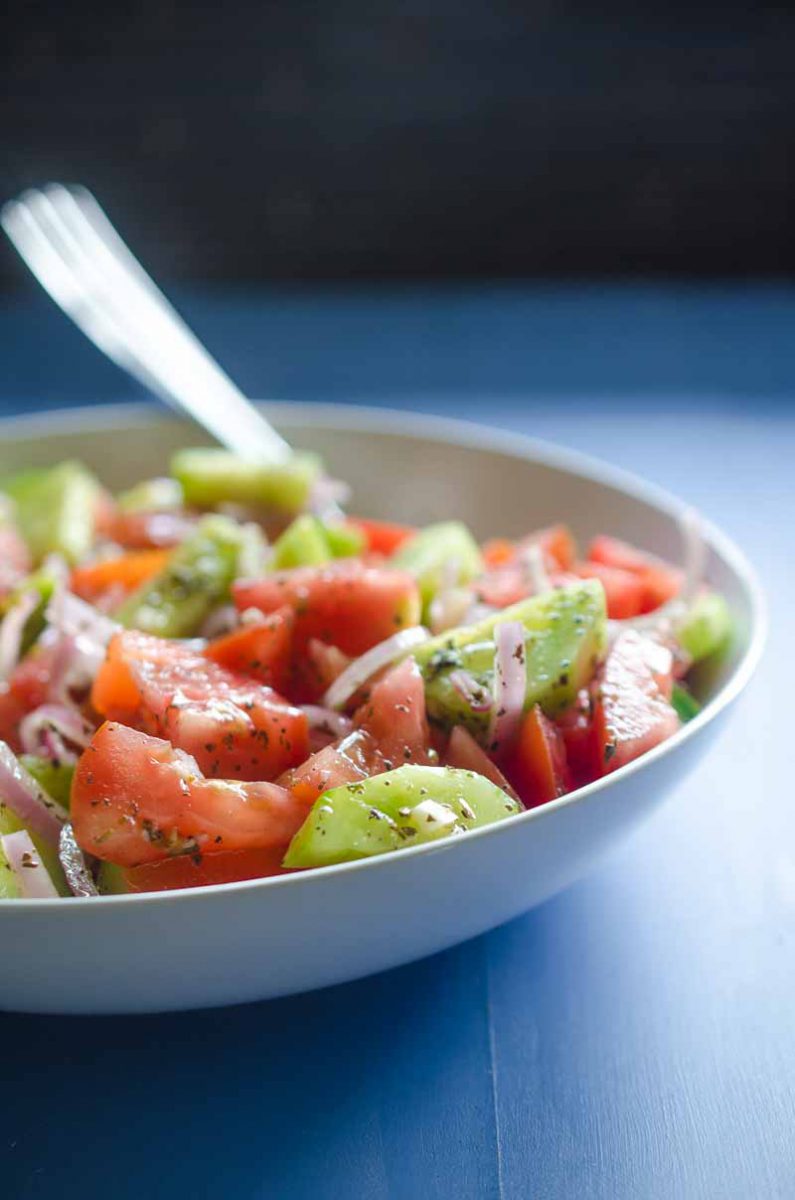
xmin=284 ymin=764 xmax=521 ymax=869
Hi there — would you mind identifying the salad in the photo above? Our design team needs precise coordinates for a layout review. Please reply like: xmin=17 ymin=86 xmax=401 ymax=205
xmin=0 ymin=449 xmax=731 ymax=899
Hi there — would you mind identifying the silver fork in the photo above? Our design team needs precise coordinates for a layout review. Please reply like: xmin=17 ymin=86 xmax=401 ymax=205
xmin=1 ymin=183 xmax=291 ymax=463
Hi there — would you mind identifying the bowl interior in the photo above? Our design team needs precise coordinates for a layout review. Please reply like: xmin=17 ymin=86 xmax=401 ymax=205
xmin=0 ymin=402 xmax=760 ymax=708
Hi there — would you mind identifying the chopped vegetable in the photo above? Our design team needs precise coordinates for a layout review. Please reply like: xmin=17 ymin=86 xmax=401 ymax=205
xmin=1 ymin=461 xmax=99 ymax=564
xmin=117 ymin=514 xmax=264 ymax=637
xmin=283 ymin=764 xmax=521 ymax=868
xmin=392 ymin=521 xmax=483 ymax=613
xmin=171 ymin=447 xmax=321 ymax=511
xmin=676 ymin=592 xmax=732 ymax=662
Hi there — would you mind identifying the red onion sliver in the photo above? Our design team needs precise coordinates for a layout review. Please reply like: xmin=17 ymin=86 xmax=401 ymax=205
xmin=0 ymin=741 xmax=68 ymax=846
xmin=58 ymin=824 xmax=99 ymax=897
xmin=301 ymin=705 xmax=354 ymax=739
xmin=0 ymin=589 xmax=38 ymax=682
xmin=1 ymin=829 xmax=59 ymax=898
xmin=323 ymin=626 xmax=430 ymax=710
xmin=449 ymin=669 xmax=493 ymax=713
xmin=487 ymin=621 xmax=527 ymax=754
xmin=519 ymin=543 xmax=552 ymax=595
xmin=19 ymin=703 xmax=94 ymax=763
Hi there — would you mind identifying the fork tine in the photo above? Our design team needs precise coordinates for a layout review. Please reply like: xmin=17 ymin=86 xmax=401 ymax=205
xmin=2 ymin=184 xmax=291 ymax=463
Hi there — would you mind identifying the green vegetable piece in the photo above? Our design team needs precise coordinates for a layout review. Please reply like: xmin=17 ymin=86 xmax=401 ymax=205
xmin=1 ymin=461 xmax=99 ymax=564
xmin=677 ymin=592 xmax=732 ymax=662
xmin=1 ymin=566 xmax=59 ymax=655
xmin=0 ymin=801 xmax=69 ymax=896
xmin=117 ymin=514 xmax=264 ymax=637
xmin=19 ymin=756 xmax=74 ymax=811
xmin=671 ymin=684 xmax=701 ymax=723
xmin=414 ymin=580 xmax=608 ymax=738
xmin=271 ymin=514 xmax=332 ymax=570
xmin=393 ymin=521 xmax=483 ymax=611
xmin=117 ymin=476 xmax=183 ymax=512
xmin=323 ymin=521 xmax=366 ymax=559
xmin=0 ymin=837 xmax=20 ymax=898
xmin=171 ymin=448 xmax=321 ymax=513
xmin=96 ymin=861 xmax=130 ymax=895
xmin=283 ymin=764 xmax=521 ymax=869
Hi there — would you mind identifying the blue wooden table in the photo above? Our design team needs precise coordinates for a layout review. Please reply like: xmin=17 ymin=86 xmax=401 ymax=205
xmin=2 ymin=285 xmax=793 ymax=1199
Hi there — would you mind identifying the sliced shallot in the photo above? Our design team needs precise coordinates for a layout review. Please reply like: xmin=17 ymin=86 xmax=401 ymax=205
xmin=487 ymin=621 xmax=527 ymax=754
xmin=0 ymin=740 xmax=68 ymax=845
xmin=1 ymin=829 xmax=59 ymax=898
xmin=19 ymin=703 xmax=94 ymax=764
xmin=449 ymin=669 xmax=493 ymax=712
xmin=323 ymin=626 xmax=430 ymax=710
xmin=58 ymin=824 xmax=99 ymax=897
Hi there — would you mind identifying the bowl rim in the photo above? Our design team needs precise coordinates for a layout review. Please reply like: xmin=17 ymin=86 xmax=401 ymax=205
xmin=0 ymin=400 xmax=767 ymax=911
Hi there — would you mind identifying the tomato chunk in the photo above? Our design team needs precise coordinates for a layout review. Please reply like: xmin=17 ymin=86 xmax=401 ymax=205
xmin=573 ymin=561 xmax=646 ymax=619
xmin=445 ymin=725 xmax=519 ymax=801
xmin=595 ymin=630 xmax=679 ymax=773
xmin=504 ymin=705 xmax=570 ymax=808
xmin=587 ymin=535 xmax=681 ymax=613
xmin=71 ymin=549 xmax=171 ymax=604
xmin=204 ymin=607 xmax=293 ymax=693
xmin=73 ymin=723 xmax=307 ymax=867
xmin=347 ymin=517 xmax=416 ymax=557
xmin=234 ymin=560 xmax=421 ymax=658
xmin=92 ymin=630 xmax=308 ymax=781
xmin=103 ymin=846 xmax=288 ymax=892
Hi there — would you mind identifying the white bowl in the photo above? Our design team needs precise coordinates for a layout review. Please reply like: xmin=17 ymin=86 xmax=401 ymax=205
xmin=0 ymin=403 xmax=765 ymax=1014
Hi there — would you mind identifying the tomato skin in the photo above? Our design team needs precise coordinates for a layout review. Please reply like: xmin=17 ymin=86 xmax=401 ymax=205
xmin=0 ymin=687 xmax=26 ymax=753
xmin=504 ymin=705 xmax=570 ymax=808
xmin=92 ymin=630 xmax=308 ymax=781
xmin=572 ymin=561 xmax=646 ymax=619
xmin=557 ymin=690 xmax=603 ymax=785
xmin=595 ymin=631 xmax=679 ymax=774
xmin=71 ymin=549 xmax=171 ymax=604
xmin=204 ymin=608 xmax=293 ymax=693
xmin=347 ymin=517 xmax=416 ymax=557
xmin=280 ymin=729 xmax=374 ymax=808
xmin=105 ymin=846 xmax=288 ymax=892
xmin=587 ymin=535 xmax=681 ymax=613
xmin=445 ymin=725 xmax=519 ymax=801
xmin=73 ymin=722 xmax=308 ymax=867
xmin=354 ymin=657 xmax=434 ymax=769
xmin=233 ymin=560 xmax=421 ymax=658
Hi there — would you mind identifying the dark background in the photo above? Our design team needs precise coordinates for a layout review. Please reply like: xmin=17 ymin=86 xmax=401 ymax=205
xmin=2 ymin=2 xmax=794 ymax=289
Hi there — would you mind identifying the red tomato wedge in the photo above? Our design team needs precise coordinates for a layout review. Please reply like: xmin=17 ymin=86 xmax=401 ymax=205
xmin=595 ymin=630 xmax=679 ymax=774
xmin=354 ymin=657 xmax=434 ymax=769
xmin=72 ymin=722 xmax=307 ymax=867
xmin=281 ymin=658 xmax=434 ymax=806
xmin=587 ymin=535 xmax=682 ymax=613
xmin=347 ymin=516 xmax=416 ymax=557
xmin=71 ymin=549 xmax=171 ymax=603
xmin=103 ymin=846 xmax=289 ymax=892
xmin=572 ymin=561 xmax=646 ymax=619
xmin=204 ymin=608 xmax=293 ymax=692
xmin=92 ymin=630 xmax=308 ymax=781
xmin=233 ymin=560 xmax=421 ymax=658
xmin=445 ymin=725 xmax=519 ymax=802
xmin=504 ymin=705 xmax=570 ymax=808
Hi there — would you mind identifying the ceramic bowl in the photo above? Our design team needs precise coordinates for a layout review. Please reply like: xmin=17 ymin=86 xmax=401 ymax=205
xmin=0 ymin=403 xmax=765 ymax=1014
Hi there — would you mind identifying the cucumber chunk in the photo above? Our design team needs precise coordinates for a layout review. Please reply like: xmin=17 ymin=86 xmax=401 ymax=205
xmin=117 ymin=477 xmax=183 ymax=512
xmin=415 ymin=580 xmax=608 ymax=738
xmin=117 ymin=514 xmax=264 ymax=637
xmin=1 ymin=460 xmax=99 ymax=564
xmin=677 ymin=592 xmax=732 ymax=662
xmin=284 ymin=764 xmax=521 ymax=869
xmin=171 ymin=448 xmax=321 ymax=512
xmin=0 ymin=801 xmax=69 ymax=896
xmin=393 ymin=521 xmax=483 ymax=611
